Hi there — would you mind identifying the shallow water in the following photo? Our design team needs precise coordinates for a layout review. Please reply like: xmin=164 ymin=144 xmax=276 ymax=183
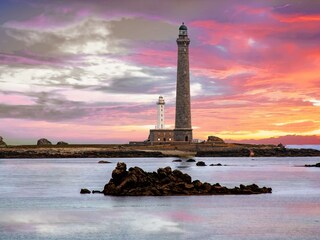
xmin=0 ymin=157 xmax=319 ymax=239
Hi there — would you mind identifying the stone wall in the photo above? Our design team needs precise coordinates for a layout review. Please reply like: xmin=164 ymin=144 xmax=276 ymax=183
xmin=149 ymin=129 xmax=174 ymax=143
xmin=174 ymin=129 xmax=193 ymax=142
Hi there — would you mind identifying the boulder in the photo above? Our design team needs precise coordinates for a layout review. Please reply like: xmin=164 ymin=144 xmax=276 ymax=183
xmin=196 ymin=161 xmax=207 ymax=166
xmin=37 ymin=138 xmax=52 ymax=146
xmin=207 ymin=136 xmax=225 ymax=144
xmin=102 ymin=162 xmax=272 ymax=196
xmin=172 ymin=159 xmax=182 ymax=162
xmin=80 ymin=188 xmax=91 ymax=194
xmin=0 ymin=136 xmax=7 ymax=147
xmin=186 ymin=159 xmax=196 ymax=162
xmin=98 ymin=160 xmax=112 ymax=164
xmin=210 ymin=163 xmax=222 ymax=166
xmin=57 ymin=141 xmax=68 ymax=146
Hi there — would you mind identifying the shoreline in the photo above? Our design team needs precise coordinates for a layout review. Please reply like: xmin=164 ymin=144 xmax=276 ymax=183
xmin=1 ymin=143 xmax=320 ymax=158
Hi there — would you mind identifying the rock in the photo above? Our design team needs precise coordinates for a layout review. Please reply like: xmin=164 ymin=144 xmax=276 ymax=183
xmin=92 ymin=190 xmax=103 ymax=194
xmin=112 ymin=162 xmax=128 ymax=185
xmin=80 ymin=188 xmax=91 ymax=194
xmin=172 ymin=159 xmax=182 ymax=162
xmin=186 ymin=159 xmax=196 ymax=162
xmin=210 ymin=163 xmax=222 ymax=166
xmin=196 ymin=161 xmax=207 ymax=166
xmin=57 ymin=141 xmax=68 ymax=146
xmin=98 ymin=160 xmax=112 ymax=164
xmin=37 ymin=138 xmax=52 ymax=146
xmin=102 ymin=162 xmax=272 ymax=196
xmin=0 ymin=136 xmax=7 ymax=147
xmin=305 ymin=162 xmax=320 ymax=167
xmin=207 ymin=136 xmax=225 ymax=144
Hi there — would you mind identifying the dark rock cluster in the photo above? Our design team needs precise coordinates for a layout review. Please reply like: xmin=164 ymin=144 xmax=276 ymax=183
xmin=103 ymin=162 xmax=272 ymax=196
xmin=305 ymin=162 xmax=320 ymax=167
xmin=210 ymin=163 xmax=223 ymax=166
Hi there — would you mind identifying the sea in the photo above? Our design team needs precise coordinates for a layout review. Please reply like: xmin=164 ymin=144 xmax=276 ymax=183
xmin=0 ymin=146 xmax=319 ymax=239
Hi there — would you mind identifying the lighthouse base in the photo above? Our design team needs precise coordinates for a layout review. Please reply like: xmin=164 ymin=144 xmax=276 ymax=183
xmin=174 ymin=128 xmax=193 ymax=142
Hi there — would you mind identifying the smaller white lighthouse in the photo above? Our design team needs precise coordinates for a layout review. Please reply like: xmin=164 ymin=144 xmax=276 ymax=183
xmin=156 ymin=96 xmax=165 ymax=129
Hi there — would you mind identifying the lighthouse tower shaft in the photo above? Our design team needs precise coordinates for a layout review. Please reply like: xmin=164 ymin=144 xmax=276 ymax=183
xmin=156 ymin=96 xmax=165 ymax=129
xmin=174 ymin=23 xmax=193 ymax=142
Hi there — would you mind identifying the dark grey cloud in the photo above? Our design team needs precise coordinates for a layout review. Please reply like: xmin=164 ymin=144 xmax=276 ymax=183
xmin=95 ymin=66 xmax=176 ymax=94
xmin=0 ymin=104 xmax=85 ymax=121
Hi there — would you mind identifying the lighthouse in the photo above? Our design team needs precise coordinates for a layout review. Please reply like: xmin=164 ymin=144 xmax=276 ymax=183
xmin=156 ymin=96 xmax=165 ymax=129
xmin=174 ymin=23 xmax=193 ymax=142
xmin=148 ymin=23 xmax=193 ymax=144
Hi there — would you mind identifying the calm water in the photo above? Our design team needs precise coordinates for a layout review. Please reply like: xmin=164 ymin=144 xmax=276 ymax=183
xmin=0 ymin=157 xmax=319 ymax=240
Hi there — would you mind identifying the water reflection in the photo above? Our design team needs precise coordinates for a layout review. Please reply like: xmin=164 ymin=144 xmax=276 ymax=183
xmin=0 ymin=157 xmax=319 ymax=240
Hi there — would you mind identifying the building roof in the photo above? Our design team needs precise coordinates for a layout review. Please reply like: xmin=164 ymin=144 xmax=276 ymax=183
xmin=179 ymin=23 xmax=187 ymax=30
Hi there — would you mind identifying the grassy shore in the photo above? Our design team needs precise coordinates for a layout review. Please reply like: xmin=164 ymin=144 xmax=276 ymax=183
xmin=1 ymin=143 xmax=320 ymax=158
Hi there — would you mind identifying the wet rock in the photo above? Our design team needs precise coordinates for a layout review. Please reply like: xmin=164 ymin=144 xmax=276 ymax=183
xmin=102 ymin=162 xmax=272 ymax=196
xmin=196 ymin=161 xmax=206 ymax=166
xmin=57 ymin=141 xmax=68 ymax=146
xmin=92 ymin=190 xmax=103 ymax=194
xmin=186 ymin=159 xmax=196 ymax=162
xmin=112 ymin=162 xmax=128 ymax=185
xmin=305 ymin=162 xmax=320 ymax=167
xmin=172 ymin=159 xmax=182 ymax=162
xmin=98 ymin=160 xmax=112 ymax=164
xmin=209 ymin=163 xmax=222 ymax=166
xmin=80 ymin=188 xmax=91 ymax=194
xmin=37 ymin=138 xmax=52 ymax=146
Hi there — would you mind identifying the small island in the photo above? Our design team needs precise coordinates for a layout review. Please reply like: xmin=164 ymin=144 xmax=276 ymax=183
xmin=100 ymin=162 xmax=272 ymax=196
xmin=0 ymin=136 xmax=320 ymax=158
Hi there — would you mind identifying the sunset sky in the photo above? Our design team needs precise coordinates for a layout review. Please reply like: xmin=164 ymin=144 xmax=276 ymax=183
xmin=0 ymin=0 xmax=320 ymax=145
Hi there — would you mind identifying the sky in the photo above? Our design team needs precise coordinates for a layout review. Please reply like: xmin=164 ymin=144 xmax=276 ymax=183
xmin=0 ymin=0 xmax=320 ymax=145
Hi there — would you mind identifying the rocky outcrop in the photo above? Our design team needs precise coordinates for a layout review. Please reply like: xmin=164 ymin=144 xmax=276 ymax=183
xmin=305 ymin=163 xmax=320 ymax=167
xmin=186 ymin=159 xmax=196 ymax=162
xmin=210 ymin=163 xmax=222 ymax=166
xmin=0 ymin=136 xmax=7 ymax=147
xmin=207 ymin=136 xmax=225 ymax=144
xmin=37 ymin=138 xmax=52 ymax=146
xmin=98 ymin=160 xmax=112 ymax=164
xmin=196 ymin=161 xmax=207 ymax=166
xmin=102 ymin=162 xmax=272 ymax=196
xmin=80 ymin=188 xmax=91 ymax=194
xmin=57 ymin=141 xmax=68 ymax=146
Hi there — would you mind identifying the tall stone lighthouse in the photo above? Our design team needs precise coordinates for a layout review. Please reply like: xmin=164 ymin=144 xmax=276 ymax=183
xmin=148 ymin=23 xmax=192 ymax=143
xmin=174 ymin=23 xmax=192 ymax=142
